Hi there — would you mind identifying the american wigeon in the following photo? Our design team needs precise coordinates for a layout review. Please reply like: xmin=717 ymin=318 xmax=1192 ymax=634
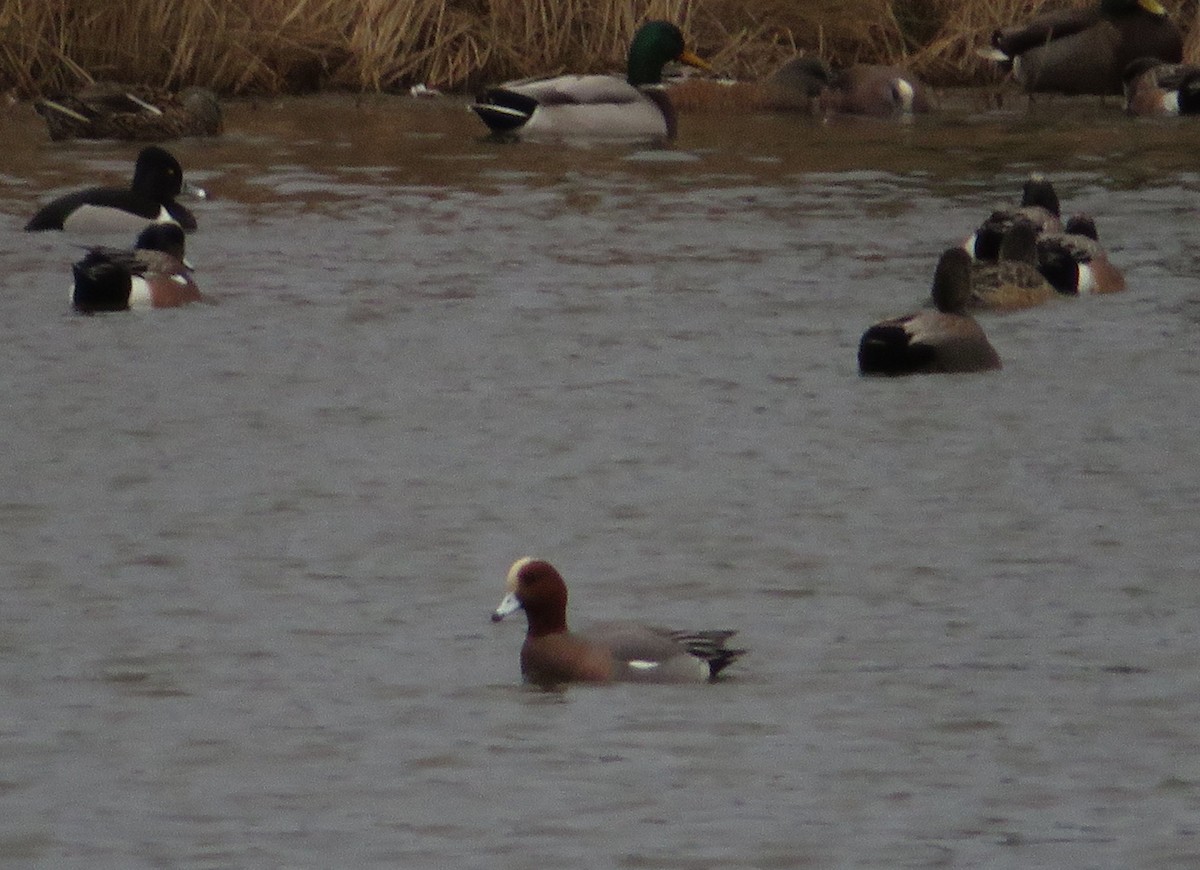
xmin=1123 ymin=57 xmax=1200 ymax=115
xmin=858 ymin=247 xmax=1002 ymax=376
xmin=761 ymin=57 xmax=932 ymax=116
xmin=1036 ymin=214 xmax=1127 ymax=295
xmin=34 ymin=84 xmax=222 ymax=142
xmin=471 ymin=21 xmax=711 ymax=141
xmin=72 ymin=222 xmax=201 ymax=313
xmin=490 ymin=557 xmax=745 ymax=686
xmin=981 ymin=0 xmax=1183 ymax=95
xmin=968 ymin=219 xmax=1057 ymax=311
xmin=965 ymin=175 xmax=1063 ymax=261
xmin=26 ymin=145 xmax=200 ymax=233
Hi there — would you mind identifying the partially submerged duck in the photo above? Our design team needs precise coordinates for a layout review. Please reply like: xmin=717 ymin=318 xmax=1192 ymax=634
xmin=979 ymin=0 xmax=1182 ymax=95
xmin=667 ymin=57 xmax=931 ymax=117
xmin=762 ymin=57 xmax=932 ymax=116
xmin=858 ymin=248 xmax=1002 ymax=376
xmin=1123 ymin=57 xmax=1200 ymax=115
xmin=471 ymin=20 xmax=711 ymax=142
xmin=35 ymin=83 xmax=222 ymax=142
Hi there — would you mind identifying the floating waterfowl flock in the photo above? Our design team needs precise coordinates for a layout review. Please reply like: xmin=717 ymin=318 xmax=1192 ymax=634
xmin=16 ymin=12 xmax=1185 ymax=676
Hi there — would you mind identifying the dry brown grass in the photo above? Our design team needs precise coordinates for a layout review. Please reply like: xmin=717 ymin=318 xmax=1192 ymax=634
xmin=0 ymin=0 xmax=1195 ymax=97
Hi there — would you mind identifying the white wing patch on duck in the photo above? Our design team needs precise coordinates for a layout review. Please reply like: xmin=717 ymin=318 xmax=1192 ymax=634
xmin=127 ymin=277 xmax=153 ymax=309
xmin=1076 ymin=262 xmax=1098 ymax=295
xmin=627 ymin=660 xmax=661 ymax=671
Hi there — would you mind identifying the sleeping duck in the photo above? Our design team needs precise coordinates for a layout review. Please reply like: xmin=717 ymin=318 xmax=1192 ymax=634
xmin=35 ymin=83 xmax=222 ymax=142
xmin=980 ymin=0 xmax=1182 ymax=95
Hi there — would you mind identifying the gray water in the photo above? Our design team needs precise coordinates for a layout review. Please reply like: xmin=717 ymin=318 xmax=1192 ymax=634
xmin=2 ymin=93 xmax=1200 ymax=868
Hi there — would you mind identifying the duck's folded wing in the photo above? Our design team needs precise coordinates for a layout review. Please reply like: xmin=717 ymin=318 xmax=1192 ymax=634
xmin=500 ymin=74 xmax=643 ymax=106
xmin=585 ymin=621 xmax=743 ymax=680
xmin=78 ymin=246 xmax=148 ymax=276
xmin=1142 ymin=63 xmax=1192 ymax=91
xmin=994 ymin=8 xmax=1102 ymax=57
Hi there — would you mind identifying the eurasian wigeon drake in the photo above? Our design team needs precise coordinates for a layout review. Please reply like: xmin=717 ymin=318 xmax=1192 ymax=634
xmin=34 ymin=84 xmax=222 ymax=142
xmin=1036 ymin=214 xmax=1127 ymax=295
xmin=1123 ymin=57 xmax=1200 ymax=115
xmin=26 ymin=145 xmax=201 ymax=233
xmin=491 ymin=557 xmax=745 ymax=686
xmin=470 ymin=21 xmax=711 ymax=142
xmin=968 ymin=219 xmax=1057 ymax=311
xmin=71 ymin=222 xmax=201 ymax=313
xmin=964 ymin=175 xmax=1063 ymax=261
xmin=858 ymin=247 xmax=1002 ymax=376
xmin=762 ymin=57 xmax=932 ymax=116
xmin=979 ymin=0 xmax=1182 ymax=95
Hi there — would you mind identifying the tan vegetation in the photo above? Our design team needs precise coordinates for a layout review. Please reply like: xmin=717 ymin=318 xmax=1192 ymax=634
xmin=0 ymin=0 xmax=1196 ymax=97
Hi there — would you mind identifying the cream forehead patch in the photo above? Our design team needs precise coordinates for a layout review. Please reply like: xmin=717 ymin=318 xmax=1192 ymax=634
xmin=505 ymin=556 xmax=537 ymax=591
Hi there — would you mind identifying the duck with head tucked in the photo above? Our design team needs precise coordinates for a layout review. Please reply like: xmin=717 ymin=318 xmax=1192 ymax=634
xmin=858 ymin=248 xmax=1002 ymax=376
xmin=762 ymin=56 xmax=932 ymax=116
xmin=471 ymin=21 xmax=712 ymax=142
xmin=35 ymin=83 xmax=222 ymax=142
xmin=491 ymin=557 xmax=745 ymax=687
xmin=72 ymin=222 xmax=201 ymax=313
xmin=980 ymin=0 xmax=1182 ymax=95
xmin=26 ymin=145 xmax=202 ymax=233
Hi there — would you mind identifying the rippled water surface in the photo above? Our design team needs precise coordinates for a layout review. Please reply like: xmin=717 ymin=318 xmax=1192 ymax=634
xmin=2 ymin=93 xmax=1200 ymax=868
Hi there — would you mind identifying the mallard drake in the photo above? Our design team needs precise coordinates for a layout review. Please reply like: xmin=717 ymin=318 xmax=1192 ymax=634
xmin=980 ymin=0 xmax=1182 ymax=95
xmin=761 ymin=57 xmax=932 ymax=116
xmin=35 ymin=83 xmax=222 ymax=142
xmin=1123 ymin=57 xmax=1200 ymax=115
xmin=72 ymin=222 xmax=201 ymax=313
xmin=26 ymin=146 xmax=201 ymax=233
xmin=964 ymin=175 xmax=1063 ymax=261
xmin=491 ymin=557 xmax=745 ymax=686
xmin=968 ymin=219 xmax=1057 ymax=311
xmin=471 ymin=20 xmax=711 ymax=141
xmin=1036 ymin=215 xmax=1127 ymax=295
xmin=858 ymin=248 xmax=1002 ymax=376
